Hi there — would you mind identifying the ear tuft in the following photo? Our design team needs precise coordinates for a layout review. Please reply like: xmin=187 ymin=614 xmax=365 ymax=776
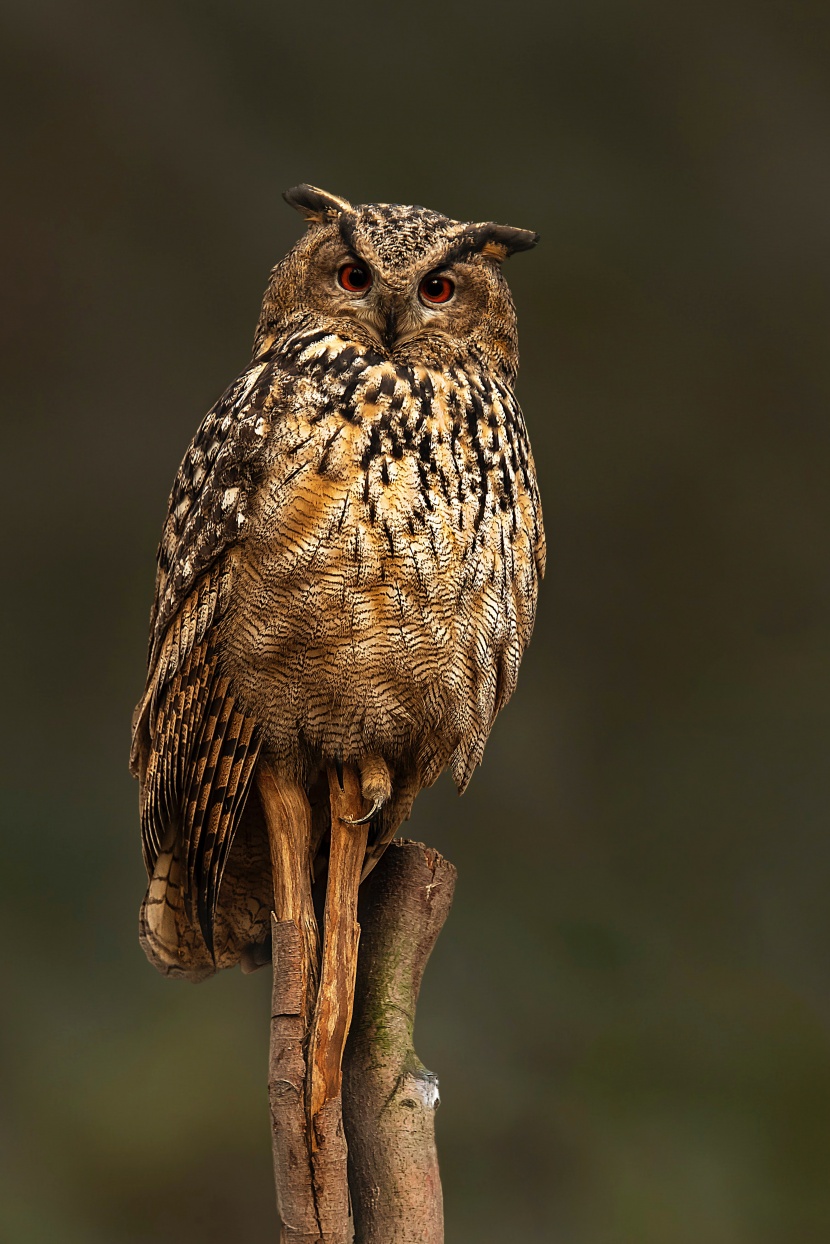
xmin=474 ymin=223 xmax=539 ymax=260
xmin=283 ymin=184 xmax=353 ymax=224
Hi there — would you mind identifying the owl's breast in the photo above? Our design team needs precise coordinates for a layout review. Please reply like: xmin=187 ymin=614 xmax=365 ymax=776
xmin=218 ymin=350 xmax=541 ymax=780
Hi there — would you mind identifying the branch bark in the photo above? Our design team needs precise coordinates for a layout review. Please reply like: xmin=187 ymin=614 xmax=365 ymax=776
xmin=304 ymin=765 xmax=369 ymax=1240
xmin=259 ymin=764 xmax=321 ymax=1241
xmin=343 ymin=841 xmax=457 ymax=1244
xmin=263 ymin=760 xmax=456 ymax=1244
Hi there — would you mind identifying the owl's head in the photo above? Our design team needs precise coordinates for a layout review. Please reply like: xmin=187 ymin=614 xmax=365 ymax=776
xmin=254 ymin=185 xmax=538 ymax=379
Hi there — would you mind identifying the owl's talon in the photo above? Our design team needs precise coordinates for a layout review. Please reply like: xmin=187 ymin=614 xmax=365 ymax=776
xmin=341 ymin=798 xmax=384 ymax=826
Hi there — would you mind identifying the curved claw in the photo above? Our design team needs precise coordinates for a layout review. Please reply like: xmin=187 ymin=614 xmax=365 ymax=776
xmin=340 ymin=797 xmax=384 ymax=826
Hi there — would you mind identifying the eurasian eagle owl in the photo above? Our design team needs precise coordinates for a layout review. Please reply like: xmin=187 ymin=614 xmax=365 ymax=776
xmin=130 ymin=185 xmax=544 ymax=981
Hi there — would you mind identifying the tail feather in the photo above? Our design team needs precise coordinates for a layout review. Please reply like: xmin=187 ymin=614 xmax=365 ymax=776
xmin=138 ymin=636 xmax=262 ymax=970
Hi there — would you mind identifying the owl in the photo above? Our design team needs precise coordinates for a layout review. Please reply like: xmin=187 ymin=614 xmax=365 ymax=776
xmin=130 ymin=185 xmax=545 ymax=982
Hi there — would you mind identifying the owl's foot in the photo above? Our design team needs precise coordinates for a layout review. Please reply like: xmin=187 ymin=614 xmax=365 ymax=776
xmin=340 ymin=754 xmax=392 ymax=825
xmin=341 ymin=797 xmax=384 ymax=826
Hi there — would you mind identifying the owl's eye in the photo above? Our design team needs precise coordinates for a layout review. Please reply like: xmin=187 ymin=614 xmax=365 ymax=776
xmin=419 ymin=275 xmax=455 ymax=305
xmin=338 ymin=263 xmax=372 ymax=293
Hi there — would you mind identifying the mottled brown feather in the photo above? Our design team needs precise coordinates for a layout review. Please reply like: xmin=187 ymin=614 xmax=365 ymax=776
xmin=132 ymin=191 xmax=543 ymax=979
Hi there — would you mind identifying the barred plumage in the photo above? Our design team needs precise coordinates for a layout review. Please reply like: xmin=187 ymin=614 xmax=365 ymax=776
xmin=131 ymin=185 xmax=544 ymax=980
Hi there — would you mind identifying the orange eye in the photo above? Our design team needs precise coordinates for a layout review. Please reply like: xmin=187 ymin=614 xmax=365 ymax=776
xmin=338 ymin=262 xmax=372 ymax=293
xmin=419 ymin=274 xmax=455 ymax=305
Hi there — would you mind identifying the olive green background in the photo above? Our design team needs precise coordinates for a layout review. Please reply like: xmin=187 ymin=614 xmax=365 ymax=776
xmin=2 ymin=1 xmax=829 ymax=1240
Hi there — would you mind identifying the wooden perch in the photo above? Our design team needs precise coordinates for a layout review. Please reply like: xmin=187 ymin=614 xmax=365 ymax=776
xmin=344 ymin=841 xmax=457 ymax=1244
xmin=265 ymin=800 xmax=456 ymax=1243
xmin=259 ymin=761 xmax=322 ymax=1241
xmin=263 ymin=762 xmax=367 ymax=1242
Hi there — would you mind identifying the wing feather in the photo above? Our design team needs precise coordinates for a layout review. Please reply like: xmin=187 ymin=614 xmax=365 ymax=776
xmin=194 ymin=713 xmax=262 ymax=952
xmin=131 ymin=352 xmax=279 ymax=974
xmin=138 ymin=633 xmax=261 ymax=967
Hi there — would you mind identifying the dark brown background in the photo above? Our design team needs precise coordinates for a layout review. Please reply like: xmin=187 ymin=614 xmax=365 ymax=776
xmin=2 ymin=1 xmax=829 ymax=1240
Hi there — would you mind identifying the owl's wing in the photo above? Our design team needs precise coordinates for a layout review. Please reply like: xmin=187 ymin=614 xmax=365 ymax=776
xmin=147 ymin=351 xmax=279 ymax=665
xmin=130 ymin=352 xmax=277 ymax=964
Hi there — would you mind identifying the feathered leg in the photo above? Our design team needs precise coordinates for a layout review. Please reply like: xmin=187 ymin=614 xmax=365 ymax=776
xmin=341 ymin=754 xmax=392 ymax=825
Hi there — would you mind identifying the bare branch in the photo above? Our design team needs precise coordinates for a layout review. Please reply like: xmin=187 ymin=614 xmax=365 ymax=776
xmin=343 ymin=841 xmax=457 ymax=1244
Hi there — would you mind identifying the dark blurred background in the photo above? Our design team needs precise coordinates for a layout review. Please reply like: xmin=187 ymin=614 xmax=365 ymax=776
xmin=2 ymin=0 xmax=829 ymax=1240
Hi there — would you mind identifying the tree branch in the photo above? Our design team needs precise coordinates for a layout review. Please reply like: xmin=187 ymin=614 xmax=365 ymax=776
xmin=343 ymin=840 xmax=457 ymax=1244
xmin=265 ymin=795 xmax=456 ymax=1243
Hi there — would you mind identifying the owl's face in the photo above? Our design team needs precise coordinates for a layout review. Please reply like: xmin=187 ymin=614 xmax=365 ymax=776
xmin=255 ymin=186 xmax=538 ymax=380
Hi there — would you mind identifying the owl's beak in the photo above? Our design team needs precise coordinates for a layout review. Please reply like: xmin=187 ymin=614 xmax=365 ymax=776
xmin=381 ymin=303 xmax=398 ymax=352
xmin=365 ymin=286 xmax=412 ymax=355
